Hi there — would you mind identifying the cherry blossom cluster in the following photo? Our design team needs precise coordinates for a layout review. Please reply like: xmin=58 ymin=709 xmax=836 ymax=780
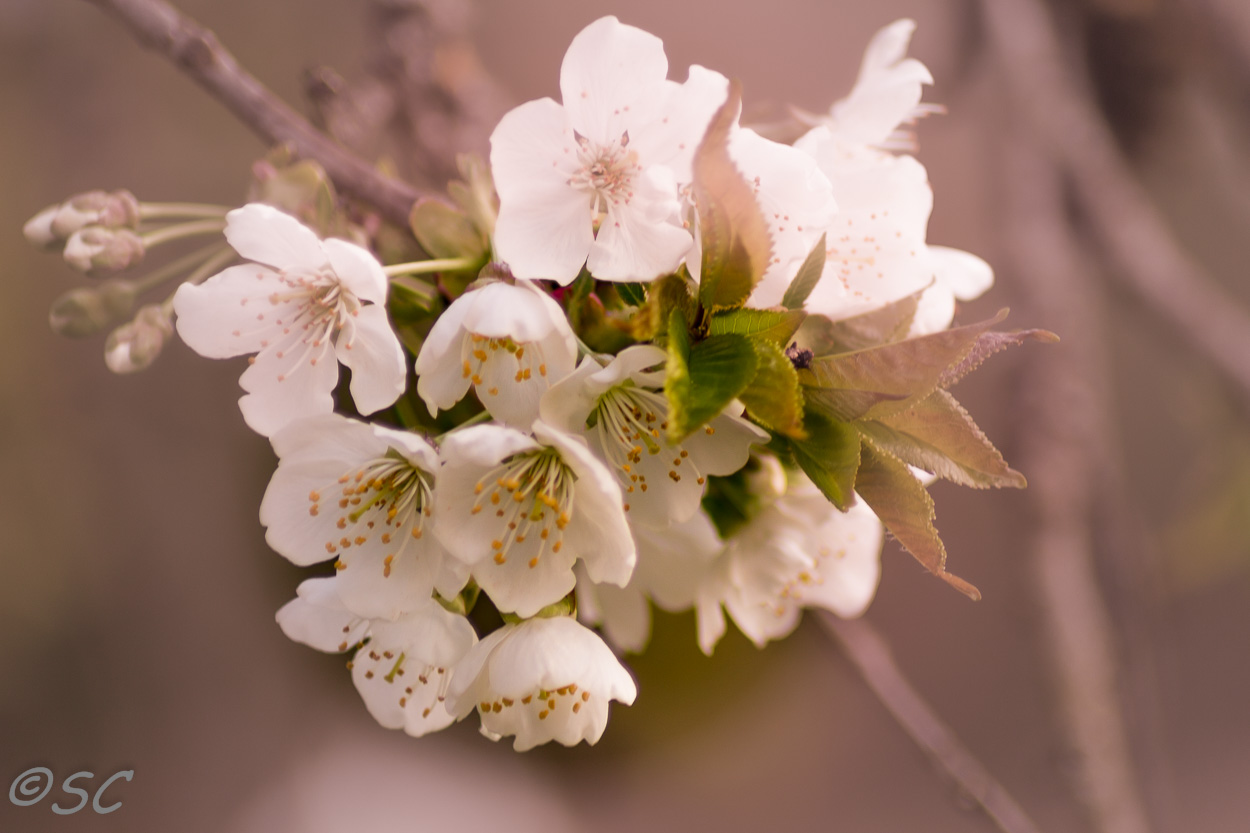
xmin=27 ymin=17 xmax=1024 ymax=751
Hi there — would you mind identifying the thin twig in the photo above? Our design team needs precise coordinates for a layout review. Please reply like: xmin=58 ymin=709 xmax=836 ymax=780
xmin=980 ymin=0 xmax=1250 ymax=413
xmin=83 ymin=0 xmax=420 ymax=227
xmin=1003 ymin=134 xmax=1156 ymax=833
xmin=818 ymin=614 xmax=1043 ymax=833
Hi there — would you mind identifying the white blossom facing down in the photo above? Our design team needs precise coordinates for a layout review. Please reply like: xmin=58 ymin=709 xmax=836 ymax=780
xmin=577 ymin=509 xmax=724 ymax=653
xmin=415 ymin=280 xmax=577 ymax=428
xmin=446 ymin=616 xmax=637 ymax=751
xmin=260 ymin=413 xmax=469 ymax=620
xmin=490 ymin=16 xmax=726 ymax=283
xmin=695 ymin=467 xmax=884 ymax=654
xmin=276 ymin=577 xmax=477 ymax=737
xmin=434 ymin=422 xmax=635 ymax=618
xmin=542 ymin=345 xmax=767 ymax=529
xmin=173 ymin=204 xmax=406 ymax=436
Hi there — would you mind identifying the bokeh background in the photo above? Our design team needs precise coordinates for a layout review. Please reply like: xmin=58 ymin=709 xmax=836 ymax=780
xmin=2 ymin=0 xmax=1249 ymax=831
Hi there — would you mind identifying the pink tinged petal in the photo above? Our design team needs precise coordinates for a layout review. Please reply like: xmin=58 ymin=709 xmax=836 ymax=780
xmin=336 ymin=303 xmax=406 ymax=415
xmin=559 ymin=16 xmax=669 ymax=146
xmin=586 ymin=165 xmax=692 ymax=281
xmin=930 ymin=245 xmax=995 ymax=300
xmin=632 ymin=66 xmax=729 ymax=181
xmin=832 ymin=19 xmax=934 ymax=148
xmin=799 ymin=506 xmax=884 ymax=619
xmin=911 ymin=283 xmax=957 ymax=337
xmin=322 ymin=238 xmax=389 ymax=304
xmin=734 ymin=129 xmax=838 ymax=309
xmin=172 ymin=264 xmax=291 ymax=359
xmin=491 ymin=99 xmax=595 ymax=283
xmin=223 ymin=203 xmax=327 ymax=274
xmin=276 ymin=577 xmax=366 ymax=652
xmin=237 ymin=337 xmax=340 ymax=437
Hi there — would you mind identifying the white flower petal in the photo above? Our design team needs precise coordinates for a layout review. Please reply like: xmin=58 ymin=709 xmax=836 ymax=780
xmin=322 ymin=237 xmax=388 ymax=305
xmin=172 ymin=264 xmax=290 ymax=359
xmin=337 ymin=303 xmax=406 ymax=415
xmin=238 ymin=338 xmax=339 ymax=436
xmin=223 ymin=203 xmax=327 ymax=274
xmin=559 ymin=16 xmax=668 ymax=146
xmin=586 ymin=165 xmax=691 ymax=281
xmin=276 ymin=577 xmax=367 ymax=653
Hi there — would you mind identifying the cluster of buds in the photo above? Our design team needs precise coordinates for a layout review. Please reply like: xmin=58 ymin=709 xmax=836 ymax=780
xmin=26 ymin=17 xmax=1050 ymax=751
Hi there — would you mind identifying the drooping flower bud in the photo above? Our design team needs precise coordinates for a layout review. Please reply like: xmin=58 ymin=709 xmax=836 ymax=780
xmin=49 ymin=280 xmax=138 ymax=338
xmin=63 ymin=227 xmax=146 ymax=273
xmin=23 ymin=190 xmax=141 ymax=250
xmin=104 ymin=304 xmax=174 ymax=374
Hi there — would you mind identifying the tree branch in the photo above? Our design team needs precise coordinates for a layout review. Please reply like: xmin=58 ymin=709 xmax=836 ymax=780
xmin=818 ymin=614 xmax=1043 ymax=833
xmin=1002 ymin=133 xmax=1156 ymax=833
xmin=980 ymin=0 xmax=1250 ymax=413
xmin=83 ymin=0 xmax=421 ymax=227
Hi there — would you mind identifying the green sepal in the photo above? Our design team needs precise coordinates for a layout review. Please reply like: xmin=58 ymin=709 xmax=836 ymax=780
xmin=501 ymin=593 xmax=576 ymax=623
xmin=446 ymin=153 xmax=498 ymax=240
xmin=701 ymin=463 xmax=765 ymax=540
xmin=664 ymin=310 xmax=758 ymax=443
xmin=707 ymin=307 xmax=807 ymax=346
xmin=740 ymin=339 xmax=805 ymax=437
xmin=787 ymin=405 xmax=861 ymax=511
xmin=616 ymin=282 xmax=647 ymax=308
xmin=857 ymin=389 xmax=1027 ymax=489
xmin=780 ymin=232 xmax=827 ymax=310
xmin=693 ymin=80 xmax=773 ymax=312
xmin=408 ymin=198 xmax=488 ymax=264
xmin=855 ymin=438 xmax=981 ymax=601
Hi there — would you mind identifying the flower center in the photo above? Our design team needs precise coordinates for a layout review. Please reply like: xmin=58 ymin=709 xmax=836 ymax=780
xmin=568 ymin=131 xmax=639 ymax=220
xmin=460 ymin=334 xmax=549 ymax=399
xmin=311 ymin=451 xmax=433 ymax=572
xmin=590 ymin=386 xmax=706 ymax=508
xmin=469 ymin=449 xmax=574 ymax=569
xmin=262 ymin=270 xmax=364 ymax=375
xmin=478 ymin=683 xmax=591 ymax=721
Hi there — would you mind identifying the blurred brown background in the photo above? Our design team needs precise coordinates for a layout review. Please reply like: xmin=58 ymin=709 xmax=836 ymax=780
xmin=2 ymin=0 xmax=1249 ymax=831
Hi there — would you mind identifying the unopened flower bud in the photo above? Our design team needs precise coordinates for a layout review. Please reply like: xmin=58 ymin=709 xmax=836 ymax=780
xmin=23 ymin=190 xmax=141 ymax=250
xmin=49 ymin=280 xmax=138 ymax=338
xmin=63 ymin=227 xmax=146 ymax=272
xmin=104 ymin=304 xmax=174 ymax=374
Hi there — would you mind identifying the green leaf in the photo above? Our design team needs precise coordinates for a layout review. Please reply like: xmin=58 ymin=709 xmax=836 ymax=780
xmin=408 ymin=198 xmax=487 ymax=263
xmin=803 ymin=386 xmax=908 ymax=423
xmin=781 ymin=232 xmax=827 ymax=310
xmin=664 ymin=312 xmax=758 ymax=443
xmin=793 ymin=289 xmax=924 ymax=355
xmin=707 ymin=308 xmax=807 ymax=346
xmin=855 ymin=439 xmax=981 ymax=601
xmin=799 ymin=309 xmax=1010 ymax=420
xmin=789 ymin=406 xmax=861 ymax=510
xmin=858 ymin=389 xmax=1026 ymax=489
xmin=701 ymin=464 xmax=765 ymax=540
xmin=616 ymin=282 xmax=647 ymax=307
xmin=693 ymin=80 xmax=773 ymax=312
xmin=740 ymin=339 xmax=805 ymax=437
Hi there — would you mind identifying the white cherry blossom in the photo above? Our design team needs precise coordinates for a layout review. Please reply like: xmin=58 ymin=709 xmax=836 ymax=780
xmin=434 ymin=422 xmax=634 ymax=618
xmin=260 ymin=414 xmax=469 ymax=619
xmin=276 ymin=577 xmax=477 ymax=737
xmin=541 ymin=344 xmax=767 ymax=529
xmin=415 ymin=280 xmax=577 ymax=428
xmin=446 ymin=616 xmax=637 ymax=751
xmin=173 ymin=204 xmax=405 ymax=436
xmin=777 ymin=20 xmax=993 ymax=332
xmin=695 ymin=465 xmax=883 ymax=653
xmin=490 ymin=16 xmax=726 ymax=283
xmin=576 ymin=509 xmax=724 ymax=653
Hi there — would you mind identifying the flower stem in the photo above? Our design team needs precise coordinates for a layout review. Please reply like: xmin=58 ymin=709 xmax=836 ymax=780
xmin=435 ymin=409 xmax=492 ymax=441
xmin=181 ymin=245 xmax=238 ymax=286
xmin=130 ymin=242 xmax=231 ymax=293
xmin=139 ymin=202 xmax=231 ymax=220
xmin=139 ymin=219 xmax=227 ymax=248
xmin=383 ymin=257 xmax=478 ymax=277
